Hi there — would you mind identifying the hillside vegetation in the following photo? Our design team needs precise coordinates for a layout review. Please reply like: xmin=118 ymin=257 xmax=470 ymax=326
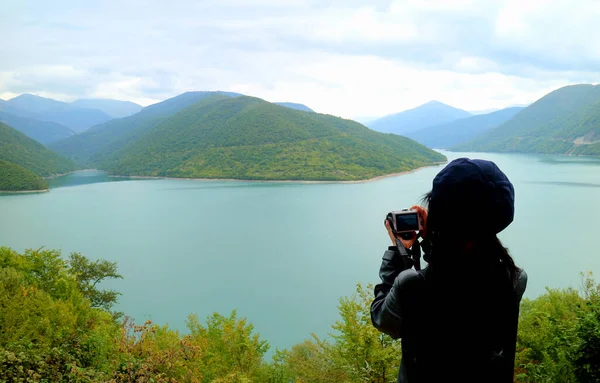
xmin=0 ymin=246 xmax=598 ymax=382
xmin=369 ymin=101 xmax=472 ymax=135
xmin=408 ymin=107 xmax=524 ymax=149
xmin=454 ymin=84 xmax=600 ymax=155
xmin=51 ymin=92 xmax=236 ymax=165
xmin=0 ymin=160 xmax=48 ymax=191
xmin=0 ymin=122 xmax=76 ymax=177
xmin=97 ymin=96 xmax=445 ymax=181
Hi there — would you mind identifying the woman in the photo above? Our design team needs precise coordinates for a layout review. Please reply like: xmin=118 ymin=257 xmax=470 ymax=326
xmin=371 ymin=158 xmax=528 ymax=383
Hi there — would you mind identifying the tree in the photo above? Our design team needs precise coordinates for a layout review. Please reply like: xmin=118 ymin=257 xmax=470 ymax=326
xmin=68 ymin=252 xmax=122 ymax=311
xmin=331 ymin=283 xmax=402 ymax=383
xmin=574 ymin=272 xmax=600 ymax=383
xmin=186 ymin=310 xmax=270 ymax=382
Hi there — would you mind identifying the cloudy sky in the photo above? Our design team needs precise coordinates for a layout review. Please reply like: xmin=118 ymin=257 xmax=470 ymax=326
xmin=2 ymin=0 xmax=600 ymax=120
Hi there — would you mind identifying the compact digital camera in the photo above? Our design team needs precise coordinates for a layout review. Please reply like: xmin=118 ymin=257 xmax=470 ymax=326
xmin=385 ymin=209 xmax=424 ymax=239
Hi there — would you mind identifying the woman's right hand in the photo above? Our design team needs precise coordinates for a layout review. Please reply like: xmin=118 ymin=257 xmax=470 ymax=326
xmin=384 ymin=206 xmax=428 ymax=249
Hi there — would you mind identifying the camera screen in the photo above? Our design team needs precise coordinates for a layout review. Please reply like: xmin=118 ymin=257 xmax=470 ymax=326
xmin=395 ymin=212 xmax=419 ymax=232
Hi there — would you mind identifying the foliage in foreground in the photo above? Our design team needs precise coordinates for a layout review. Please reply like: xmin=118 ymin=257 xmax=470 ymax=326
xmin=0 ymin=246 xmax=599 ymax=382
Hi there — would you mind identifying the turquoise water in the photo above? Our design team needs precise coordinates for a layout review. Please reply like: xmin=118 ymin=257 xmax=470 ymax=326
xmin=1 ymin=151 xmax=599 ymax=352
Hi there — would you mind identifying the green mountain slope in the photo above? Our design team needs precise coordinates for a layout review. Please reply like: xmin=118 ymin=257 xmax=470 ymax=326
xmin=454 ymin=85 xmax=600 ymax=155
xmin=100 ymin=96 xmax=446 ymax=181
xmin=0 ymin=111 xmax=75 ymax=144
xmin=51 ymin=92 xmax=234 ymax=165
xmin=407 ymin=107 xmax=524 ymax=149
xmin=0 ymin=159 xmax=48 ymax=191
xmin=369 ymin=101 xmax=472 ymax=135
xmin=0 ymin=122 xmax=76 ymax=177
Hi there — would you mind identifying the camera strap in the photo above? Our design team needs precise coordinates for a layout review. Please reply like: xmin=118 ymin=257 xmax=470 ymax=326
xmin=395 ymin=237 xmax=422 ymax=271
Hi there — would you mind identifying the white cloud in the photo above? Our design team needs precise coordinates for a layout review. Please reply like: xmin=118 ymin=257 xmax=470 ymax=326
xmin=1 ymin=0 xmax=600 ymax=117
xmin=224 ymin=52 xmax=585 ymax=117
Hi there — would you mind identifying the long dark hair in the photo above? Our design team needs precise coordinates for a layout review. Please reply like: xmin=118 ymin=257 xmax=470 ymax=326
xmin=421 ymin=191 xmax=521 ymax=288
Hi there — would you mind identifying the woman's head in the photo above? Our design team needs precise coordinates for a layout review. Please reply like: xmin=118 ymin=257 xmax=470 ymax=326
xmin=426 ymin=158 xmax=515 ymax=239
xmin=422 ymin=158 xmax=519 ymax=284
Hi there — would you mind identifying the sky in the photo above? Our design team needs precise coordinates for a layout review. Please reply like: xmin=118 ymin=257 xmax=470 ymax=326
xmin=2 ymin=0 xmax=600 ymax=120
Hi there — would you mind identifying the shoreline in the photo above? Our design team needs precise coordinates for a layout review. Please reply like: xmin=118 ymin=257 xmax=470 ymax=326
xmin=0 ymin=189 xmax=50 ymax=194
xmin=44 ymin=169 xmax=100 ymax=179
xmin=108 ymin=162 xmax=447 ymax=185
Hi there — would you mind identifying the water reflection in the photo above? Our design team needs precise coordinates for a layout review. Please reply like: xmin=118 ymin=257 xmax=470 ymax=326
xmin=48 ymin=170 xmax=131 ymax=189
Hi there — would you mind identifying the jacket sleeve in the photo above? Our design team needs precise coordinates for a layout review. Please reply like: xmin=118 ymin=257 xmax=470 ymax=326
xmin=370 ymin=246 xmax=416 ymax=339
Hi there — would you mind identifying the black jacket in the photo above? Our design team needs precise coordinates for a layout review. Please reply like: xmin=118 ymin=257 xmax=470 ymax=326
xmin=371 ymin=246 xmax=528 ymax=383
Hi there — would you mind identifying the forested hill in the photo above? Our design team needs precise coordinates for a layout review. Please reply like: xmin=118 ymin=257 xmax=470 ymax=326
xmin=51 ymin=92 xmax=236 ymax=165
xmin=93 ymin=95 xmax=445 ymax=181
xmin=0 ymin=122 xmax=76 ymax=177
xmin=0 ymin=160 xmax=48 ymax=192
xmin=454 ymin=84 xmax=600 ymax=155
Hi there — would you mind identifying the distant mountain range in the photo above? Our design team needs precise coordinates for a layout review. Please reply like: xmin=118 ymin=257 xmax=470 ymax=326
xmin=0 ymin=93 xmax=315 ymax=145
xmin=407 ymin=107 xmax=524 ymax=149
xmin=0 ymin=122 xmax=75 ymax=191
xmin=0 ymin=110 xmax=75 ymax=145
xmin=368 ymin=101 xmax=472 ymax=135
xmin=3 ymin=82 xmax=599 ymax=191
xmin=3 ymin=94 xmax=112 ymax=133
xmin=454 ymin=84 xmax=600 ymax=156
xmin=52 ymin=93 xmax=445 ymax=181
xmin=0 ymin=94 xmax=144 ymax=140
xmin=70 ymin=99 xmax=143 ymax=118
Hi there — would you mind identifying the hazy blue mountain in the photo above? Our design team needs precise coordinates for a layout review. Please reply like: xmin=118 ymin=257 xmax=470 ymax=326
xmin=0 ymin=111 xmax=74 ymax=144
xmin=36 ymin=107 xmax=112 ymax=133
xmin=454 ymin=84 xmax=600 ymax=156
xmin=6 ymin=94 xmax=113 ymax=133
xmin=369 ymin=101 xmax=472 ymax=135
xmin=6 ymin=94 xmax=66 ymax=114
xmin=469 ymin=108 xmax=500 ymax=115
xmin=71 ymin=98 xmax=143 ymax=118
xmin=407 ymin=107 xmax=524 ymax=149
xmin=51 ymin=91 xmax=237 ymax=165
xmin=0 ymin=102 xmax=34 ymax=118
xmin=274 ymin=102 xmax=314 ymax=112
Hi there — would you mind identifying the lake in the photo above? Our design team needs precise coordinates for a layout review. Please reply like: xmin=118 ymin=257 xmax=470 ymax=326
xmin=1 ymin=151 xmax=599 ymax=353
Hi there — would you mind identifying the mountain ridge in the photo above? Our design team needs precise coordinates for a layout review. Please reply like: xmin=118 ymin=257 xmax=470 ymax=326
xmin=453 ymin=84 xmax=600 ymax=156
xmin=51 ymin=92 xmax=235 ymax=165
xmin=407 ymin=107 xmax=524 ymax=149
xmin=369 ymin=101 xmax=472 ymax=135
xmin=57 ymin=94 xmax=446 ymax=181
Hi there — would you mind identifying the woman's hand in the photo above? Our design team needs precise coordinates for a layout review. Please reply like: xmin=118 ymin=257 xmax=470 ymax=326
xmin=384 ymin=205 xmax=428 ymax=249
